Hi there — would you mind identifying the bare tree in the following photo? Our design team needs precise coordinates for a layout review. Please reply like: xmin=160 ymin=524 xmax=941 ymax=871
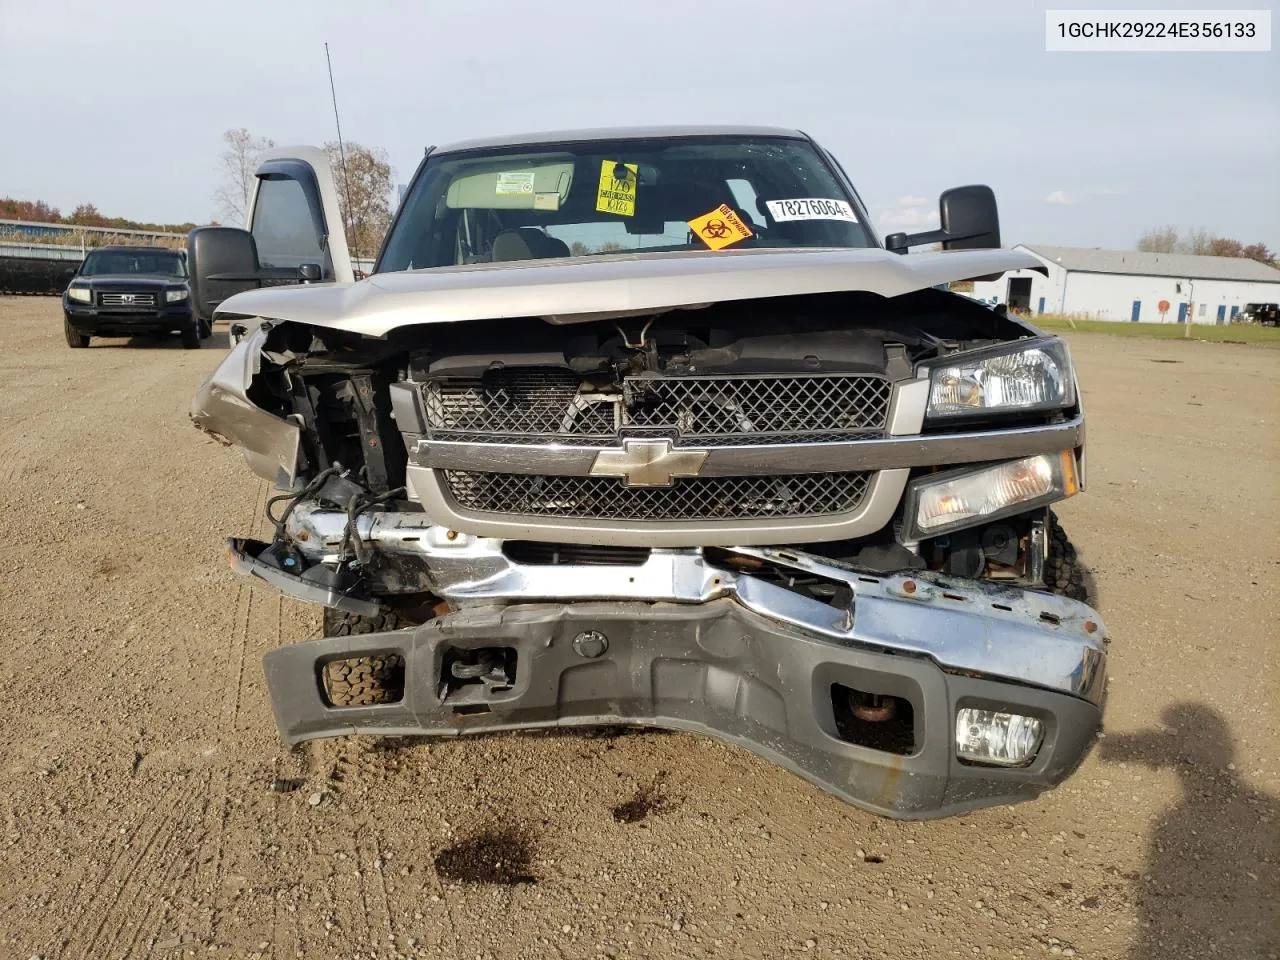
xmin=1137 ymin=226 xmax=1178 ymax=253
xmin=214 ymin=128 xmax=275 ymax=226
xmin=1180 ymin=227 xmax=1216 ymax=256
xmin=1139 ymin=227 xmax=1275 ymax=264
xmin=324 ymin=141 xmax=394 ymax=260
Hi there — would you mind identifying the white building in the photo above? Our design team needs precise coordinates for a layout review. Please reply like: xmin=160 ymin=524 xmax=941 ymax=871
xmin=968 ymin=244 xmax=1280 ymax=324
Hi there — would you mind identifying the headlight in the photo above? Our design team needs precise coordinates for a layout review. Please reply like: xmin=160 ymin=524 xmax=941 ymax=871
xmin=166 ymin=287 xmax=189 ymax=303
xmin=67 ymin=286 xmax=92 ymax=304
xmin=904 ymin=451 xmax=1079 ymax=540
xmin=927 ymin=339 xmax=1075 ymax=419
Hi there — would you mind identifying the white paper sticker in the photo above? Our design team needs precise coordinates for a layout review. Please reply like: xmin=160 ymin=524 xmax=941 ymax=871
xmin=495 ymin=171 xmax=536 ymax=196
xmin=533 ymin=192 xmax=561 ymax=211
xmin=765 ymin=198 xmax=858 ymax=223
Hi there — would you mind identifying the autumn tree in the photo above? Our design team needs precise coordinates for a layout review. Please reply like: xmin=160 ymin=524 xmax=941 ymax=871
xmin=214 ymin=128 xmax=275 ymax=226
xmin=1209 ymin=236 xmax=1245 ymax=258
xmin=66 ymin=203 xmax=109 ymax=227
xmin=1241 ymin=242 xmax=1277 ymax=265
xmin=1137 ymin=227 xmax=1278 ymax=266
xmin=324 ymin=140 xmax=394 ymax=260
xmin=0 ymin=197 xmax=62 ymax=222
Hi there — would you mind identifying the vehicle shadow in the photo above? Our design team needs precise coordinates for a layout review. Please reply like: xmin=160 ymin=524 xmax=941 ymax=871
xmin=1078 ymin=542 xmax=1101 ymax=610
xmin=90 ymin=331 xmax=231 ymax=350
xmin=1099 ymin=703 xmax=1278 ymax=959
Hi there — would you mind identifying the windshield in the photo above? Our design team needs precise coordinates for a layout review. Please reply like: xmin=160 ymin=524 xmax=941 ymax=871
xmin=378 ymin=136 xmax=874 ymax=272
xmin=80 ymin=250 xmax=187 ymax=278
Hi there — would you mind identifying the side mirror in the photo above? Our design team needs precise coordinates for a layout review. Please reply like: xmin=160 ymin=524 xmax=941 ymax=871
xmin=883 ymin=184 xmax=1001 ymax=254
xmin=298 ymin=263 xmax=322 ymax=282
xmin=939 ymin=185 xmax=1000 ymax=251
xmin=188 ymin=226 xmax=260 ymax=323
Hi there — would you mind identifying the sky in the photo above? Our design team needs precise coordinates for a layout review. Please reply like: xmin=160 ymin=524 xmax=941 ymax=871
xmin=1 ymin=0 xmax=1276 ymax=251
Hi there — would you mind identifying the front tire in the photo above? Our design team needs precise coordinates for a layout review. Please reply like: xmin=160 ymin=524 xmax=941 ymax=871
xmin=1044 ymin=509 xmax=1090 ymax=603
xmin=320 ymin=609 xmax=407 ymax=706
xmin=64 ymin=314 xmax=89 ymax=348
xmin=180 ymin=320 xmax=201 ymax=349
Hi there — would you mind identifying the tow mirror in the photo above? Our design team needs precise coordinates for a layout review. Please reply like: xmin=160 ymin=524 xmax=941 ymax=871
xmin=187 ymin=226 xmax=260 ymax=323
xmin=939 ymin=185 xmax=1000 ymax=251
xmin=883 ymin=184 xmax=1001 ymax=254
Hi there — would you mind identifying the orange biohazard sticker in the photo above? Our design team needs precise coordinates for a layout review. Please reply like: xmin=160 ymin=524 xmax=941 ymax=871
xmin=688 ymin=204 xmax=753 ymax=250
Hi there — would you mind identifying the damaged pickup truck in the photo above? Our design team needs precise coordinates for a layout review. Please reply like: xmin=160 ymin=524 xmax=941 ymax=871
xmin=188 ymin=126 xmax=1106 ymax=819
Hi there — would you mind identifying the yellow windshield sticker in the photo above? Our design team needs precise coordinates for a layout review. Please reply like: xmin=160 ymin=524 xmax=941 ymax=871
xmin=688 ymin=204 xmax=753 ymax=250
xmin=596 ymin=160 xmax=638 ymax=217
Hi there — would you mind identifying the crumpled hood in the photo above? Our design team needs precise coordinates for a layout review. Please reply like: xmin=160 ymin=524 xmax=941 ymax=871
xmin=214 ymin=246 xmax=1041 ymax=337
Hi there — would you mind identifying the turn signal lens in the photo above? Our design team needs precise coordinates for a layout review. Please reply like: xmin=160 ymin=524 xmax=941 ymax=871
xmin=911 ymin=453 xmax=1072 ymax=538
xmin=956 ymin=708 xmax=1043 ymax=766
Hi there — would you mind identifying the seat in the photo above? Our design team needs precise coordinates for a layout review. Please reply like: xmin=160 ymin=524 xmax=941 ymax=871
xmin=491 ymin=228 xmax=537 ymax=262
xmin=492 ymin=227 xmax=569 ymax=262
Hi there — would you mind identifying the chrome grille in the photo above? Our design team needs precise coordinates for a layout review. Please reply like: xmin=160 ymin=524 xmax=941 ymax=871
xmin=443 ymin=471 xmax=872 ymax=521
xmin=423 ymin=371 xmax=891 ymax=444
xmin=99 ymin=292 xmax=157 ymax=306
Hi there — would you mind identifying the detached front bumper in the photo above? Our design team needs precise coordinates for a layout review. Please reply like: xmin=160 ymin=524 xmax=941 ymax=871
xmin=253 ymin=543 xmax=1107 ymax=820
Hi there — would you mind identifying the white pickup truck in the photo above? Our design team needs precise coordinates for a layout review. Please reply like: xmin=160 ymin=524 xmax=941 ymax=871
xmin=188 ymin=125 xmax=1106 ymax=820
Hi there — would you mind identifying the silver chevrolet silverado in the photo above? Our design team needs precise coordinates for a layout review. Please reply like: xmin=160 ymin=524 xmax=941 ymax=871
xmin=188 ymin=126 xmax=1107 ymax=819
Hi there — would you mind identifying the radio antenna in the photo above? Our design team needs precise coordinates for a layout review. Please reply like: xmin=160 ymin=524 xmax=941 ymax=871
xmin=324 ymin=42 xmax=358 ymax=264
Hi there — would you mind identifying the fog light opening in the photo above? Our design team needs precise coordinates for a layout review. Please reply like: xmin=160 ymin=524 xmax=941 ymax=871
xmin=955 ymin=708 xmax=1044 ymax=767
xmin=832 ymin=685 xmax=916 ymax=756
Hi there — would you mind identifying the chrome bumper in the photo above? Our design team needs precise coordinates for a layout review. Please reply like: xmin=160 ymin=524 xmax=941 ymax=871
xmin=267 ymin=507 xmax=1107 ymax=706
xmin=238 ymin=514 xmax=1108 ymax=819
xmin=261 ymin=588 xmax=1104 ymax=819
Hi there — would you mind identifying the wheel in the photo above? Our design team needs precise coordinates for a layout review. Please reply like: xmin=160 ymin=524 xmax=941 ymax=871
xmin=197 ymin=318 xmax=212 ymax=339
xmin=180 ymin=320 xmax=201 ymax=349
xmin=64 ymin=314 xmax=89 ymax=348
xmin=320 ymin=609 xmax=407 ymax=706
xmin=1044 ymin=509 xmax=1089 ymax=603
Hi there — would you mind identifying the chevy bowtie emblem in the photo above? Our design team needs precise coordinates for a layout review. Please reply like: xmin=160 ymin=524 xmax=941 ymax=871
xmin=589 ymin=439 xmax=709 ymax=487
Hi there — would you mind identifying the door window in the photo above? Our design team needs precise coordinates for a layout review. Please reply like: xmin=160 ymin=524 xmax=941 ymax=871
xmin=251 ymin=177 xmax=329 ymax=274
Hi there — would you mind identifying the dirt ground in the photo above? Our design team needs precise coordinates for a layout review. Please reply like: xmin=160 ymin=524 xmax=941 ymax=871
xmin=0 ymin=295 xmax=1275 ymax=960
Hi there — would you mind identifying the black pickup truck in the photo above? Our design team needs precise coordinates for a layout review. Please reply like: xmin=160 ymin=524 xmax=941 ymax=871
xmin=62 ymin=245 xmax=209 ymax=348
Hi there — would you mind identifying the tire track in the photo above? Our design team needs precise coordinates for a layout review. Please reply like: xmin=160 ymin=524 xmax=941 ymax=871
xmin=36 ymin=799 xmax=145 ymax=953
xmin=74 ymin=781 xmax=194 ymax=960
xmin=370 ymin=834 xmax=398 ymax=954
xmin=201 ymin=479 xmax=269 ymax=945
xmin=111 ymin=787 xmax=202 ymax=959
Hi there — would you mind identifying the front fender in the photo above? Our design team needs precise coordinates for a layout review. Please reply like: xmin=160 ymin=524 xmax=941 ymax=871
xmin=190 ymin=323 xmax=301 ymax=489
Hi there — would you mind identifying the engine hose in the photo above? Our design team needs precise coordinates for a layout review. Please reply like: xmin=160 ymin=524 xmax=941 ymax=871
xmin=340 ymin=486 xmax=407 ymax=567
xmin=266 ymin=462 xmax=345 ymax=542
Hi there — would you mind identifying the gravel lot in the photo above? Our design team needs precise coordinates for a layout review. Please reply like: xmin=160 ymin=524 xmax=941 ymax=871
xmin=0 ymin=295 xmax=1275 ymax=960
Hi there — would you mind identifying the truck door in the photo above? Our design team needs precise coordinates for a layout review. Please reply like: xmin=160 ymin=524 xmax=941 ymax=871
xmin=246 ymin=146 xmax=353 ymax=285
